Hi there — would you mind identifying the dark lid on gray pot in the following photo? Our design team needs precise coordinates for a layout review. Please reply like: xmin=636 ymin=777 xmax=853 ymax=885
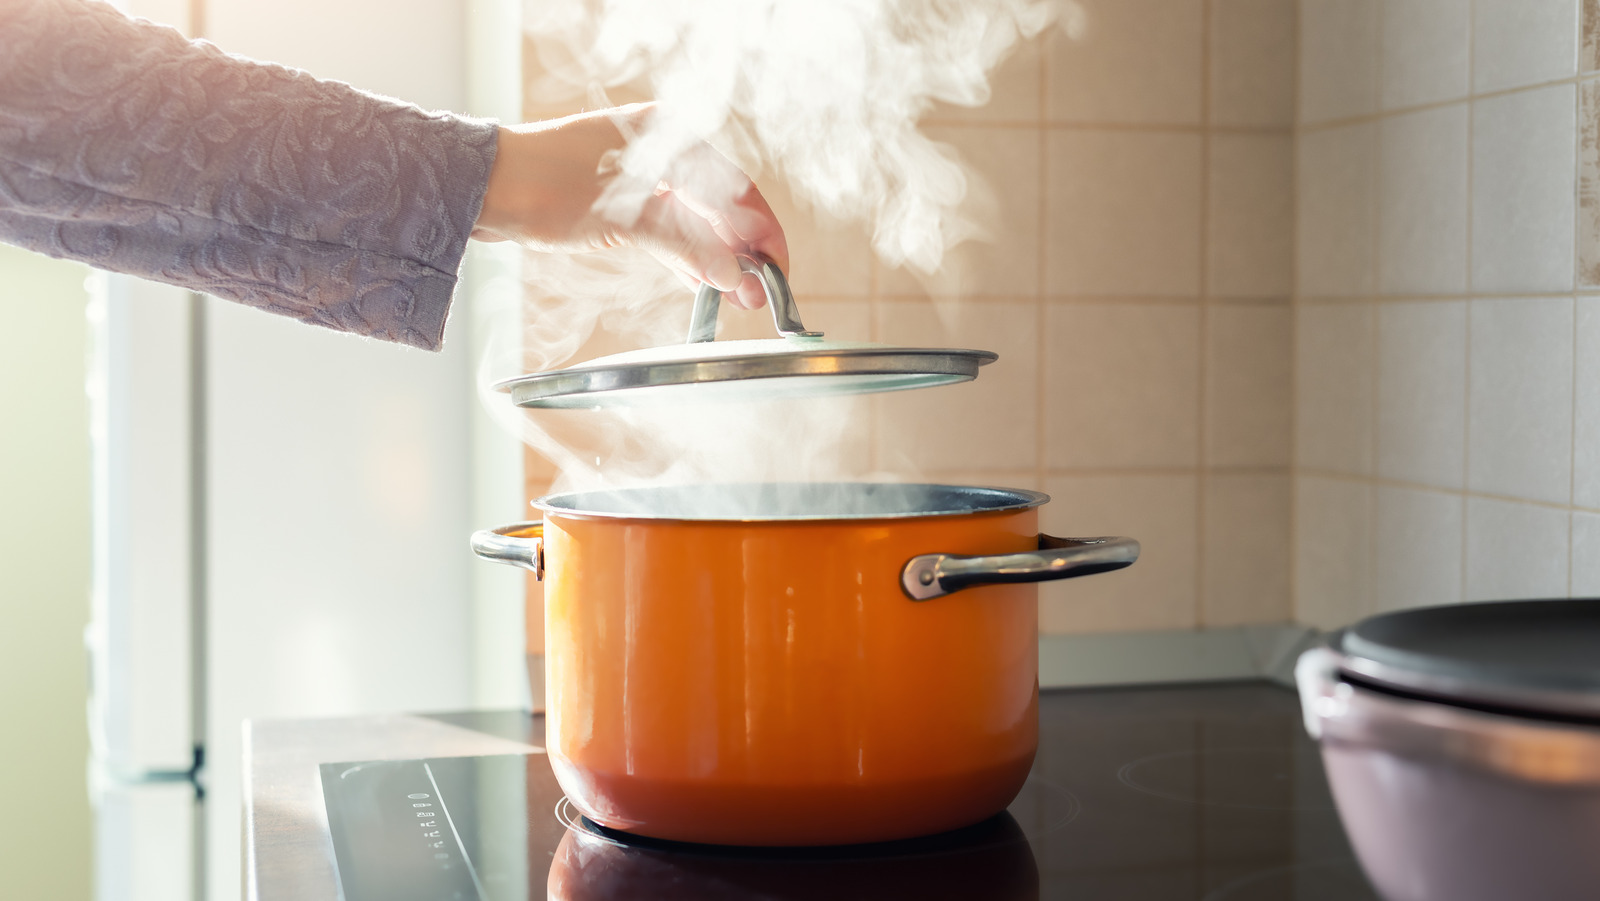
xmin=1335 ymin=598 xmax=1600 ymax=722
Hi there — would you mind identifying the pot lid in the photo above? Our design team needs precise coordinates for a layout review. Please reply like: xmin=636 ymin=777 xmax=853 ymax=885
xmin=1335 ymin=598 xmax=1600 ymax=722
xmin=496 ymin=256 xmax=997 ymax=409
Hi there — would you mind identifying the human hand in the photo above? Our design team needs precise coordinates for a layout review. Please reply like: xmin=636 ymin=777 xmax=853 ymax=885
xmin=471 ymin=103 xmax=788 ymax=310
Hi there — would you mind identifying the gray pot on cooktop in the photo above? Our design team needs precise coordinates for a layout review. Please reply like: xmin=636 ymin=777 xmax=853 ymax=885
xmin=1296 ymin=598 xmax=1600 ymax=901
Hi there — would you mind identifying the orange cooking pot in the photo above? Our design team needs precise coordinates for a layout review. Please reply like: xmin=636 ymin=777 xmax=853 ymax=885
xmin=471 ymin=482 xmax=1137 ymax=846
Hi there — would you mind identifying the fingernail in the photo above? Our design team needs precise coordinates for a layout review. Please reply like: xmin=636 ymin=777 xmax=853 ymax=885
xmin=710 ymin=256 xmax=742 ymax=292
xmin=739 ymin=280 xmax=767 ymax=309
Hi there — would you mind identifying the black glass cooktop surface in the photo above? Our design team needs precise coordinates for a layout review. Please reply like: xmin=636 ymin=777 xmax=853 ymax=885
xmin=320 ymin=683 xmax=1379 ymax=900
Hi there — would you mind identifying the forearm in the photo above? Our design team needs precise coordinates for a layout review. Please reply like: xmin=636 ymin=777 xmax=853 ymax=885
xmin=0 ymin=0 xmax=498 ymax=350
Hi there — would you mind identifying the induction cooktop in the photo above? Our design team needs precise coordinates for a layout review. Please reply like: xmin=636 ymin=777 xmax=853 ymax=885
xmin=319 ymin=683 xmax=1380 ymax=900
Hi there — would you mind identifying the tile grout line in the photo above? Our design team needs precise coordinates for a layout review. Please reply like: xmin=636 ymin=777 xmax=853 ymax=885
xmin=1041 ymin=464 xmax=1295 ymax=476
xmin=1295 ymin=467 xmax=1600 ymax=515
xmin=1367 ymin=0 xmax=1383 ymax=619
xmin=1581 ymin=5 xmax=1599 ymax=593
xmin=1367 ymin=291 xmax=1379 ymax=619
xmin=1571 ymin=295 xmax=1578 ymax=597
xmin=871 ymin=293 xmax=1292 ymax=303
xmin=1462 ymin=0 xmax=1476 ymax=605
xmin=1287 ymin=0 xmax=1304 ymax=625
xmin=1301 ymin=70 xmax=1600 ymax=134
xmin=919 ymin=118 xmax=1294 ymax=135
xmin=1300 ymin=290 xmax=1587 ymax=303
xmin=1036 ymin=28 xmax=1049 ymax=555
xmin=1035 ymin=27 xmax=1072 ymax=633
xmin=1195 ymin=0 xmax=1213 ymax=631
xmin=1571 ymin=62 xmax=1582 ymax=596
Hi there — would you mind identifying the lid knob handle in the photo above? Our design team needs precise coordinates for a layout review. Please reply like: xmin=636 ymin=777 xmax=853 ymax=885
xmin=687 ymin=255 xmax=823 ymax=343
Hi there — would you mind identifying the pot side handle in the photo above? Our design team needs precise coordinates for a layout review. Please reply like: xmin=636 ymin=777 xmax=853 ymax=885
xmin=901 ymin=534 xmax=1140 ymax=601
xmin=470 ymin=521 xmax=544 ymax=580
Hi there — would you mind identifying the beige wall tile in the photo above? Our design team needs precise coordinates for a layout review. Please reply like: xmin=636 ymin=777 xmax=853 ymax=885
xmin=1038 ymin=474 xmax=1199 ymax=634
xmin=1208 ymin=134 xmax=1294 ymax=297
xmin=1471 ymin=85 xmax=1578 ymax=294
xmin=1571 ymin=511 xmax=1600 ymax=593
xmin=1296 ymin=303 xmax=1375 ymax=475
xmin=875 ymin=299 xmax=1038 ymax=472
xmin=930 ymin=38 xmax=1043 ymax=124
xmin=1580 ymin=81 xmax=1600 ymax=287
xmin=712 ymin=298 xmax=873 ymax=343
xmin=759 ymin=182 xmax=874 ymax=299
xmin=878 ymin=126 xmax=1040 ymax=298
xmin=1297 ymin=124 xmax=1376 ymax=297
xmin=1468 ymin=298 xmax=1574 ymax=504
xmin=1294 ymin=475 xmax=1373 ymax=629
xmin=1044 ymin=303 xmax=1201 ymax=468
xmin=1206 ymin=305 xmax=1292 ymax=466
xmin=1045 ymin=131 xmax=1203 ymax=295
xmin=1473 ymin=0 xmax=1579 ymax=93
xmin=1046 ymin=0 xmax=1204 ymax=125
xmin=919 ymin=470 xmax=1041 ymax=492
xmin=521 ymin=35 xmax=654 ymax=119
xmin=1586 ymin=0 xmax=1600 ymax=71
xmin=1204 ymin=473 xmax=1292 ymax=625
xmin=1381 ymin=0 xmax=1470 ymax=109
xmin=1465 ymin=497 xmax=1571 ymax=601
xmin=1378 ymin=105 xmax=1469 ymax=296
xmin=1299 ymin=0 xmax=1378 ymax=124
xmin=1374 ymin=486 xmax=1463 ymax=612
xmin=1210 ymin=0 xmax=1297 ymax=127
xmin=1577 ymin=298 xmax=1600 ymax=507
xmin=1377 ymin=301 xmax=1467 ymax=489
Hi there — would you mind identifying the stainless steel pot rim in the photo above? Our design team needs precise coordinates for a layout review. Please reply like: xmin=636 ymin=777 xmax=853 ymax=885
xmin=530 ymin=482 xmax=1050 ymax=522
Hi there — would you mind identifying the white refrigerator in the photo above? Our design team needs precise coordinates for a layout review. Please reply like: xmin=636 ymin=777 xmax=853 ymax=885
xmin=84 ymin=1 xmax=526 ymax=898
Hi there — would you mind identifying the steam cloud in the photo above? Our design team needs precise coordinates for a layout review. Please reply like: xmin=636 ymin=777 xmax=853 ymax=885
xmin=526 ymin=0 xmax=1060 ymax=272
xmin=482 ymin=0 xmax=1069 ymax=503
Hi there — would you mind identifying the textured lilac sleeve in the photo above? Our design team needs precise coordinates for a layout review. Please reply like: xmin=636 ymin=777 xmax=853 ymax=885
xmin=0 ymin=0 xmax=500 ymax=351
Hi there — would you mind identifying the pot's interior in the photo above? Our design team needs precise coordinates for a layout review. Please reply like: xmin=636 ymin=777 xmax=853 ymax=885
xmin=534 ymin=481 xmax=1047 ymax=522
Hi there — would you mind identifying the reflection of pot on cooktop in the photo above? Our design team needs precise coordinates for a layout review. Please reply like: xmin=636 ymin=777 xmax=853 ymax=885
xmin=547 ymin=808 xmax=1040 ymax=901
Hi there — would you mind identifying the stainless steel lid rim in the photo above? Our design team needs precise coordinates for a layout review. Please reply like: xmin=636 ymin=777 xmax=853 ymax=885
xmin=494 ymin=345 xmax=999 ymax=391
xmin=495 ymin=258 xmax=1003 ymax=407
xmin=500 ymin=347 xmax=997 ymax=407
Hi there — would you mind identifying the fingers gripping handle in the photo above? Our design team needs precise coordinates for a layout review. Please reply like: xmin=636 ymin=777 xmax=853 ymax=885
xmin=901 ymin=534 xmax=1140 ymax=601
xmin=688 ymin=255 xmax=823 ymax=343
